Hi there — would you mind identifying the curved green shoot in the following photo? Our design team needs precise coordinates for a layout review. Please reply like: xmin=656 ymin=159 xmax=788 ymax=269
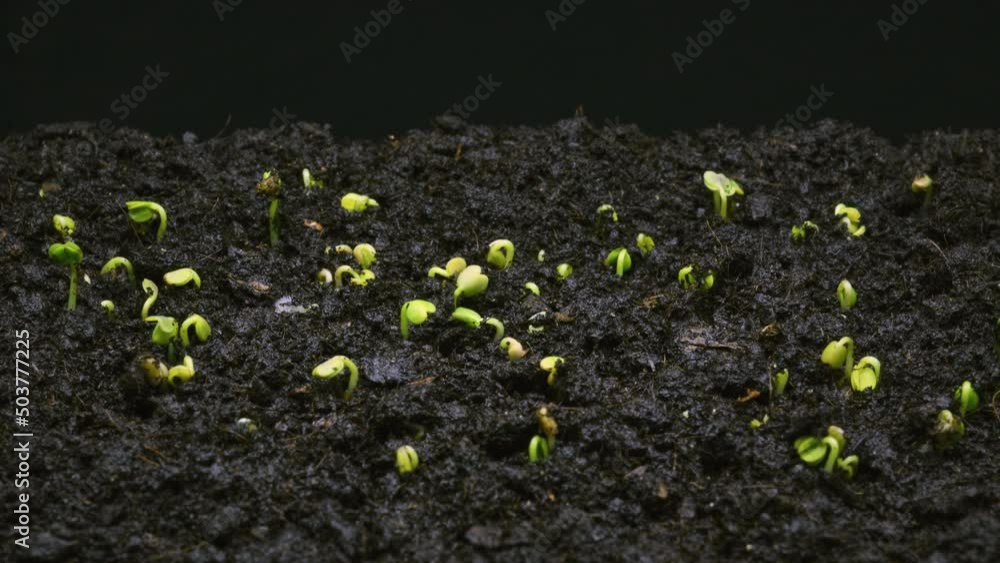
xmin=341 ymin=192 xmax=379 ymax=212
xmin=636 ymin=233 xmax=655 ymax=255
xmin=540 ymin=356 xmax=565 ymax=386
xmin=454 ymin=266 xmax=488 ymax=307
xmin=400 ymin=299 xmax=436 ymax=340
xmin=484 ymin=318 xmax=504 ymax=340
xmin=396 ymin=445 xmax=419 ymax=474
xmin=353 ymin=244 xmax=377 ymax=270
xmin=821 ymin=337 xmax=854 ymax=384
xmin=180 ymin=314 xmax=211 ymax=347
xmin=500 ymin=337 xmax=526 ymax=361
xmin=163 ymin=268 xmax=201 ymax=288
xmin=604 ymin=247 xmax=632 ymax=277
xmin=837 ymin=279 xmax=857 ymax=311
xmin=126 ymin=201 xmax=168 ymax=242
xmin=100 ymin=256 xmax=135 ymax=286
xmin=954 ymin=381 xmax=979 ymax=417
xmin=703 ymin=171 xmax=744 ymax=221
xmin=486 ymin=239 xmax=515 ymax=271
xmin=452 ymin=307 xmax=482 ymax=328
xmin=167 ymin=355 xmax=196 ymax=386
xmin=834 ymin=203 xmax=866 ymax=237
xmin=312 ymin=355 xmax=359 ymax=400
xmin=524 ymin=282 xmax=540 ymax=296
xmin=48 ymin=240 xmax=83 ymax=310
xmin=597 ymin=204 xmax=618 ymax=222
xmin=850 ymin=356 xmax=881 ymax=392
xmin=556 ymin=263 xmax=573 ymax=280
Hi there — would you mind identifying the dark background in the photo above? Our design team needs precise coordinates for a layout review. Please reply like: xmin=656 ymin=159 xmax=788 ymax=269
xmin=4 ymin=1 xmax=998 ymax=142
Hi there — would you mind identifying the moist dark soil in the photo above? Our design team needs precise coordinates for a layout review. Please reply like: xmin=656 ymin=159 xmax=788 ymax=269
xmin=2 ymin=120 xmax=999 ymax=562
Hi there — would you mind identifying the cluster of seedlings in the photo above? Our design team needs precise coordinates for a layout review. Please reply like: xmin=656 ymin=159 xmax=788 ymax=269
xmin=45 ymin=166 xmax=993 ymax=476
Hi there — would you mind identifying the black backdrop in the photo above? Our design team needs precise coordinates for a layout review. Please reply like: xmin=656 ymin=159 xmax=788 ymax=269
xmin=5 ymin=1 xmax=998 ymax=141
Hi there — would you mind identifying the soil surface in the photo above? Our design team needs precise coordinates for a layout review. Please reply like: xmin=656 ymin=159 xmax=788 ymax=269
xmin=2 ymin=120 xmax=999 ymax=562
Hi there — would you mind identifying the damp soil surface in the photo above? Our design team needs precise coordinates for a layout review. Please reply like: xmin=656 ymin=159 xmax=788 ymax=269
xmin=2 ymin=120 xmax=1000 ymax=562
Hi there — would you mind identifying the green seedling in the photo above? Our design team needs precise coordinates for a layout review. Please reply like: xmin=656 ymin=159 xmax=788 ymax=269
xmin=148 ymin=315 xmax=179 ymax=362
xmin=53 ymin=214 xmax=75 ymax=236
xmin=820 ymin=336 xmax=854 ymax=385
xmin=597 ymin=204 xmax=618 ymax=222
xmin=353 ymin=244 xmax=376 ymax=270
xmin=48 ymin=236 xmax=83 ymax=311
xmin=302 ymin=168 xmax=324 ymax=189
xmin=933 ymin=409 xmax=965 ymax=449
xmin=500 ymin=337 xmax=526 ymax=361
xmin=524 ymin=282 xmax=540 ymax=296
xmin=954 ymin=381 xmax=979 ymax=417
xmin=837 ymin=279 xmax=857 ymax=311
xmin=850 ymin=356 xmax=881 ymax=392
xmin=529 ymin=407 xmax=558 ymax=463
xmin=704 ymin=171 xmax=744 ymax=221
xmin=256 ymin=170 xmax=282 ymax=245
xmin=341 ymin=192 xmax=379 ymax=212
xmin=834 ymin=203 xmax=866 ymax=237
xmin=126 ymin=201 xmax=167 ymax=242
xmin=163 ymin=268 xmax=201 ymax=289
xmin=540 ymin=356 xmax=565 ymax=386
xmin=428 ymin=257 xmax=467 ymax=280
xmin=528 ymin=325 xmax=544 ymax=334
xmin=604 ymin=247 xmax=632 ymax=277
xmin=396 ymin=445 xmax=419 ymax=475
xmin=749 ymin=414 xmax=770 ymax=429
xmin=400 ymin=300 xmax=436 ymax=340
xmin=772 ymin=369 xmax=789 ymax=397
xmin=100 ymin=256 xmax=135 ymax=286
xmin=537 ymin=250 xmax=545 ymax=262
xmin=678 ymin=265 xmax=714 ymax=291
xmin=452 ymin=307 xmax=483 ymax=328
xmin=454 ymin=266 xmax=489 ymax=307
xmin=636 ymin=233 xmax=655 ymax=255
xmin=556 ymin=263 xmax=573 ymax=280
xmin=912 ymin=174 xmax=933 ymax=207
xmin=312 ymin=355 xmax=359 ymax=400
xmin=795 ymin=425 xmax=859 ymax=478
xmin=334 ymin=244 xmax=352 ymax=255
xmin=101 ymin=300 xmax=115 ymax=317
xmin=791 ymin=220 xmax=819 ymax=243
xmin=485 ymin=318 xmax=504 ymax=340
xmin=180 ymin=314 xmax=211 ymax=348
xmin=334 ymin=265 xmax=373 ymax=288
xmin=486 ymin=239 xmax=515 ymax=271
xmin=141 ymin=278 xmax=158 ymax=320
xmin=317 ymin=268 xmax=333 ymax=286
xmin=167 ymin=355 xmax=196 ymax=386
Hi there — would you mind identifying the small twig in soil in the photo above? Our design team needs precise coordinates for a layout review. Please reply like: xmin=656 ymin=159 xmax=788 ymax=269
xmin=678 ymin=337 xmax=740 ymax=351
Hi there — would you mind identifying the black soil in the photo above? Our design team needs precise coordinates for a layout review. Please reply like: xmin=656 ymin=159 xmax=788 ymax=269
xmin=2 ymin=120 xmax=999 ymax=562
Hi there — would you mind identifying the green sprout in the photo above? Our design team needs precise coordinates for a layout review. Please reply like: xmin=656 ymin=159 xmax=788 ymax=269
xmin=821 ymin=337 xmax=854 ymax=383
xmin=400 ymin=299 xmax=436 ymax=340
xmin=256 ymin=170 xmax=282 ymax=246
xmin=837 ymin=279 xmax=857 ymax=311
xmin=163 ymin=268 xmax=201 ymax=289
xmin=485 ymin=318 xmax=504 ymax=340
xmin=556 ymin=263 xmax=573 ymax=280
xmin=500 ymin=337 xmax=526 ymax=361
xmin=954 ymin=381 xmax=979 ymax=417
xmin=834 ymin=203 xmax=866 ymax=237
xmin=139 ymin=355 xmax=169 ymax=387
xmin=147 ymin=315 xmax=179 ymax=362
xmin=126 ymin=201 xmax=167 ymax=242
xmin=529 ymin=407 xmax=557 ymax=463
xmin=795 ymin=425 xmax=859 ymax=478
xmin=99 ymin=256 xmax=135 ymax=287
xmin=537 ymin=250 xmax=545 ymax=262
xmin=850 ymin=356 xmax=881 ymax=392
xmin=703 ymin=171 xmax=744 ymax=221
xmin=528 ymin=325 xmax=544 ymax=334
xmin=428 ymin=257 xmax=467 ymax=280
xmin=636 ymin=233 xmax=655 ymax=255
xmin=539 ymin=356 xmax=565 ymax=386
xmin=180 ymin=314 xmax=211 ymax=347
xmin=452 ymin=307 xmax=483 ymax=328
xmin=772 ymin=369 xmax=789 ymax=397
xmin=597 ymin=204 xmax=618 ymax=222
xmin=933 ymin=409 xmax=965 ymax=449
xmin=912 ymin=174 xmax=933 ymax=207
xmin=47 ymin=215 xmax=83 ymax=311
xmin=678 ymin=265 xmax=714 ymax=291
xmin=235 ymin=418 xmax=259 ymax=439
xmin=486 ymin=239 xmax=515 ymax=271
xmin=317 ymin=268 xmax=333 ymax=286
xmin=749 ymin=414 xmax=770 ymax=429
xmin=141 ymin=278 xmax=158 ymax=320
xmin=302 ymin=168 xmax=324 ymax=189
xmin=524 ymin=282 xmax=540 ymax=296
xmin=604 ymin=247 xmax=632 ymax=277
xmin=353 ymin=244 xmax=377 ymax=270
xmin=396 ymin=445 xmax=419 ymax=475
xmin=454 ymin=266 xmax=489 ymax=307
xmin=312 ymin=355 xmax=359 ymax=400
xmin=101 ymin=300 xmax=115 ymax=317
xmin=334 ymin=265 xmax=373 ymax=288
xmin=341 ymin=192 xmax=379 ymax=213
xmin=167 ymin=355 xmax=196 ymax=386
xmin=791 ymin=220 xmax=819 ymax=243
